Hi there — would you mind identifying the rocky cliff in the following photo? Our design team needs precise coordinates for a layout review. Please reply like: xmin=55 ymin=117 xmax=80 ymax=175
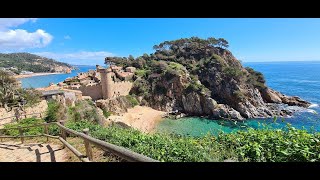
xmin=106 ymin=37 xmax=311 ymax=120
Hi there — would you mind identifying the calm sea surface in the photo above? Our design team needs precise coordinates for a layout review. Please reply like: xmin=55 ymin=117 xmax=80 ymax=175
xmin=20 ymin=65 xmax=97 ymax=88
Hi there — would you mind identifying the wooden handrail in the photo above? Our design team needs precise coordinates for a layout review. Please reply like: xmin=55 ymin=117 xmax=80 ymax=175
xmin=0 ymin=122 xmax=56 ymax=131
xmin=0 ymin=121 xmax=159 ymax=162
xmin=0 ymin=112 xmax=44 ymax=121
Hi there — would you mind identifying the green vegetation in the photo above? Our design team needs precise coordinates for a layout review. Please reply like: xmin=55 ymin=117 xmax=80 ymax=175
xmin=0 ymin=52 xmax=72 ymax=74
xmin=222 ymin=66 xmax=245 ymax=79
xmin=126 ymin=95 xmax=139 ymax=107
xmin=219 ymin=125 xmax=320 ymax=162
xmin=245 ymin=67 xmax=266 ymax=89
xmin=130 ymin=79 xmax=151 ymax=96
xmin=135 ymin=69 xmax=151 ymax=78
xmin=67 ymin=100 xmax=101 ymax=123
xmin=104 ymin=37 xmax=256 ymax=106
xmin=3 ymin=118 xmax=59 ymax=136
xmin=64 ymin=121 xmax=320 ymax=162
xmin=0 ymin=70 xmax=41 ymax=111
xmin=233 ymin=90 xmax=246 ymax=101
xmin=18 ymin=88 xmax=42 ymax=107
xmin=102 ymin=109 xmax=112 ymax=118
xmin=44 ymin=100 xmax=66 ymax=122
xmin=2 ymin=115 xmax=319 ymax=162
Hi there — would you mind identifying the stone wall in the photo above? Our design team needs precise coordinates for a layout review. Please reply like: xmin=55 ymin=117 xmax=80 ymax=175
xmin=111 ymin=81 xmax=133 ymax=98
xmin=67 ymin=84 xmax=103 ymax=101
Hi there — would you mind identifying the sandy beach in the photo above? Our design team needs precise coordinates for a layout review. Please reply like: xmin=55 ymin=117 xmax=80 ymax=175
xmin=14 ymin=72 xmax=65 ymax=79
xmin=107 ymin=106 xmax=166 ymax=133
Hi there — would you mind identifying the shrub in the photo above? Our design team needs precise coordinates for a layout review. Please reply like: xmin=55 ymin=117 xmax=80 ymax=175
xmin=126 ymin=95 xmax=139 ymax=107
xmin=218 ymin=125 xmax=320 ymax=162
xmin=3 ymin=118 xmax=59 ymax=136
xmin=135 ymin=69 xmax=151 ymax=78
xmin=45 ymin=100 xmax=64 ymax=122
xmin=245 ymin=67 xmax=266 ymax=89
xmin=223 ymin=66 xmax=245 ymax=78
xmin=63 ymin=121 xmax=320 ymax=162
xmin=68 ymin=100 xmax=100 ymax=123
xmin=233 ymin=90 xmax=246 ymax=101
xmin=102 ymin=109 xmax=112 ymax=118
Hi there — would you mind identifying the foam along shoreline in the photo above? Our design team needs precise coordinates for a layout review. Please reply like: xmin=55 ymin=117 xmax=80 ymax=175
xmin=13 ymin=72 xmax=66 ymax=79
xmin=309 ymin=103 xmax=319 ymax=108
xmin=106 ymin=106 xmax=166 ymax=133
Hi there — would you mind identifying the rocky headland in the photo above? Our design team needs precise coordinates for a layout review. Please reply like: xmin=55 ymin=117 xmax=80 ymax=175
xmin=105 ymin=37 xmax=311 ymax=120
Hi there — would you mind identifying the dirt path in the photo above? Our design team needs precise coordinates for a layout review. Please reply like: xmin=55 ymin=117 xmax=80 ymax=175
xmin=0 ymin=141 xmax=69 ymax=162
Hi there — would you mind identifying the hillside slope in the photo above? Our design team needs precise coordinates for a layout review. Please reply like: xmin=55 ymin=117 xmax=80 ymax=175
xmin=0 ymin=52 xmax=73 ymax=74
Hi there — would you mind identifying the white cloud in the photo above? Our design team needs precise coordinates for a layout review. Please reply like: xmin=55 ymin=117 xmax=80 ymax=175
xmin=0 ymin=18 xmax=37 ymax=30
xmin=34 ymin=51 xmax=115 ymax=65
xmin=0 ymin=29 xmax=53 ymax=49
xmin=0 ymin=18 xmax=53 ymax=50
xmin=64 ymin=35 xmax=71 ymax=40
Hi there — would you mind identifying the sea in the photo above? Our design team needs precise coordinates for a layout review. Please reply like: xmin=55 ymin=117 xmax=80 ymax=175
xmin=20 ymin=62 xmax=320 ymax=136
xmin=20 ymin=65 xmax=98 ymax=89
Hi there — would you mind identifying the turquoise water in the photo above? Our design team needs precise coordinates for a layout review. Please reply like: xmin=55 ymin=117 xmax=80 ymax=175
xmin=157 ymin=61 xmax=320 ymax=136
xmin=20 ymin=65 xmax=98 ymax=88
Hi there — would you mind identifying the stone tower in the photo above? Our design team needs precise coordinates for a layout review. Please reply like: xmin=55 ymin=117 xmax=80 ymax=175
xmin=98 ymin=67 xmax=113 ymax=99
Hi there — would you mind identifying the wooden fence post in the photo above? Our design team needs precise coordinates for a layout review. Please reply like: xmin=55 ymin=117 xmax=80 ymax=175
xmin=18 ymin=126 xmax=24 ymax=144
xmin=44 ymin=123 xmax=49 ymax=142
xmin=40 ymin=113 xmax=42 ymax=119
xmin=60 ymin=121 xmax=67 ymax=148
xmin=83 ymin=128 xmax=93 ymax=161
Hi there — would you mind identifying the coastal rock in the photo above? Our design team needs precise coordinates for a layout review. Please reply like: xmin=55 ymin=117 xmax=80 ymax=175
xmin=211 ymin=104 xmax=244 ymax=120
xmin=261 ymin=88 xmax=282 ymax=103
xmin=96 ymin=96 xmax=134 ymax=115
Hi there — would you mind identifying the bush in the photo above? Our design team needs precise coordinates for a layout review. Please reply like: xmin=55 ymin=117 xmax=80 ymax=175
xmin=65 ymin=121 xmax=231 ymax=162
xmin=245 ymin=67 xmax=266 ymax=89
xmin=3 ymin=118 xmax=59 ymax=136
xmin=63 ymin=121 xmax=320 ymax=162
xmin=20 ymin=88 xmax=42 ymax=107
xmin=45 ymin=100 xmax=63 ymax=122
xmin=218 ymin=125 xmax=320 ymax=162
xmin=233 ymin=90 xmax=245 ymax=101
xmin=102 ymin=109 xmax=112 ymax=118
xmin=68 ymin=100 xmax=100 ymax=123
xmin=126 ymin=95 xmax=139 ymax=107
xmin=131 ymin=79 xmax=151 ymax=96
xmin=135 ymin=69 xmax=151 ymax=78
xmin=223 ymin=66 xmax=245 ymax=78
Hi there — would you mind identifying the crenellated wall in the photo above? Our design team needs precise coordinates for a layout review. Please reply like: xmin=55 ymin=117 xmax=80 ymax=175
xmin=66 ymin=84 xmax=103 ymax=100
xmin=110 ymin=81 xmax=133 ymax=98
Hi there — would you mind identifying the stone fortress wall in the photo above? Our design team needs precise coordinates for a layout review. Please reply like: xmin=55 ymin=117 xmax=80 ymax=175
xmin=110 ymin=81 xmax=133 ymax=98
xmin=63 ymin=65 xmax=133 ymax=101
xmin=68 ymin=84 xmax=103 ymax=100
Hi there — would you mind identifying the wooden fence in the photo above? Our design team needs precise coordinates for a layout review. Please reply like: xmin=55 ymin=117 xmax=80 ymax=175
xmin=0 ymin=121 xmax=158 ymax=162
xmin=0 ymin=112 xmax=44 ymax=122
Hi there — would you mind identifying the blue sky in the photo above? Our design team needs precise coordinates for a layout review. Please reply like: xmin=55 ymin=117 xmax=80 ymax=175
xmin=1 ymin=18 xmax=320 ymax=65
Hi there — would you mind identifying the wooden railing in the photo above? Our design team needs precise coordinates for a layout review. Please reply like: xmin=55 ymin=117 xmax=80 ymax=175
xmin=0 ymin=121 xmax=158 ymax=162
xmin=0 ymin=112 xmax=44 ymax=121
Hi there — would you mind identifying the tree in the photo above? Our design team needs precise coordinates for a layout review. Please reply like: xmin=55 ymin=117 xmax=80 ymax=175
xmin=128 ymin=55 xmax=135 ymax=61
xmin=217 ymin=38 xmax=229 ymax=49
xmin=0 ymin=70 xmax=19 ymax=111
xmin=0 ymin=70 xmax=41 ymax=111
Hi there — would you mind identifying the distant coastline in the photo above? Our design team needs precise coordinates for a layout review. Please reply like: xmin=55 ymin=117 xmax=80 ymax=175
xmin=14 ymin=72 xmax=67 ymax=79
